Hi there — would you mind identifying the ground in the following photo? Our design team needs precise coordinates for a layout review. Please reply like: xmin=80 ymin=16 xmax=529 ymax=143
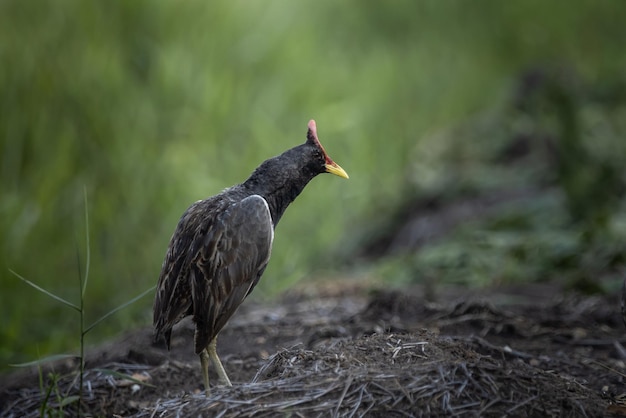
xmin=1 ymin=280 xmax=625 ymax=417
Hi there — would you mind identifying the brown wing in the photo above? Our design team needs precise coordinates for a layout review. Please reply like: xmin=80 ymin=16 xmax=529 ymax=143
xmin=152 ymin=194 xmax=274 ymax=352
xmin=153 ymin=198 xmax=219 ymax=348
xmin=190 ymin=194 xmax=274 ymax=353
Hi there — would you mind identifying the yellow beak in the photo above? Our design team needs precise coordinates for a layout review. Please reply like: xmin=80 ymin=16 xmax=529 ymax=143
xmin=325 ymin=162 xmax=349 ymax=179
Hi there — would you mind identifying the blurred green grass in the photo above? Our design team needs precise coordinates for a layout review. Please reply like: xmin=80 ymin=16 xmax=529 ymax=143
xmin=1 ymin=0 xmax=625 ymax=368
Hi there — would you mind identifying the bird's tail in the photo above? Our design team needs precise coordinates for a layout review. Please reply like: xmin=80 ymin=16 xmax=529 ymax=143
xmin=153 ymin=325 xmax=172 ymax=350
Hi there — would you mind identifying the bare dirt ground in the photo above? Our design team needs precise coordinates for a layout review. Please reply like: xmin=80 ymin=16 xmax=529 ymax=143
xmin=1 ymin=279 xmax=626 ymax=417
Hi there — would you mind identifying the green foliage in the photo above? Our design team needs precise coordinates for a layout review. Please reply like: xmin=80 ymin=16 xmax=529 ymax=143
xmin=373 ymin=70 xmax=626 ymax=291
xmin=39 ymin=371 xmax=79 ymax=418
xmin=2 ymin=0 xmax=626 ymax=368
xmin=514 ymin=71 xmax=625 ymax=239
xmin=9 ymin=195 xmax=154 ymax=414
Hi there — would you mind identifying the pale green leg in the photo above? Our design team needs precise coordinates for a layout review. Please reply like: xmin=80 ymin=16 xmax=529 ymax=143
xmin=199 ymin=337 xmax=232 ymax=396
xmin=208 ymin=337 xmax=232 ymax=387
xmin=199 ymin=348 xmax=211 ymax=395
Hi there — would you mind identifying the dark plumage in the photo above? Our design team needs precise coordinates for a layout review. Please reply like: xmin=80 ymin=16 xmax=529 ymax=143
xmin=153 ymin=120 xmax=348 ymax=393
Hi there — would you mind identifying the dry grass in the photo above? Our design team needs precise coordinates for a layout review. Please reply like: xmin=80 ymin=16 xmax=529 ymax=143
xmin=3 ymin=286 xmax=625 ymax=417
xmin=139 ymin=332 xmax=603 ymax=417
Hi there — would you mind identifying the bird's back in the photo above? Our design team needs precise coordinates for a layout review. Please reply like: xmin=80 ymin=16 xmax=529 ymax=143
xmin=153 ymin=189 xmax=274 ymax=352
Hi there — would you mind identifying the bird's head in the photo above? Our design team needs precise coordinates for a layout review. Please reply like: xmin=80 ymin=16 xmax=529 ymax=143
xmin=245 ymin=120 xmax=348 ymax=196
xmin=243 ymin=120 xmax=348 ymax=223
xmin=303 ymin=120 xmax=349 ymax=179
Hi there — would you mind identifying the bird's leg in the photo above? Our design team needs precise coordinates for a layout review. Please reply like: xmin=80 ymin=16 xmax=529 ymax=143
xmin=199 ymin=348 xmax=211 ymax=395
xmin=207 ymin=337 xmax=232 ymax=387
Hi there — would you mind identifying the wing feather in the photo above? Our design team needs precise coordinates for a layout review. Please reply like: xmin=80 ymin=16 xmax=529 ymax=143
xmin=192 ymin=195 xmax=273 ymax=353
xmin=153 ymin=194 xmax=274 ymax=353
xmin=153 ymin=200 xmax=212 ymax=348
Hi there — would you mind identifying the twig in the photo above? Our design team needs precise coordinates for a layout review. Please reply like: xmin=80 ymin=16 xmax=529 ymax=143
xmin=471 ymin=336 xmax=535 ymax=359
xmin=333 ymin=376 xmax=354 ymax=417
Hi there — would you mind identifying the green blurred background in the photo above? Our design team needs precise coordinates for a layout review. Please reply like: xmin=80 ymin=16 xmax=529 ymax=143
xmin=2 ymin=0 xmax=625 ymax=369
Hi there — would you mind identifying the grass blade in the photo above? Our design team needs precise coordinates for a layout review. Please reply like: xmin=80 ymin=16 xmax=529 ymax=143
xmin=82 ymin=187 xmax=90 ymax=297
xmin=84 ymin=285 xmax=155 ymax=334
xmin=9 ymin=269 xmax=80 ymax=312
xmin=59 ymin=395 xmax=80 ymax=407
xmin=10 ymin=353 xmax=77 ymax=368
xmin=39 ymin=374 xmax=55 ymax=417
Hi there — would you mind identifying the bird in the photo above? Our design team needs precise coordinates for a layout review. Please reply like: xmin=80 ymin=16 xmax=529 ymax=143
xmin=153 ymin=120 xmax=348 ymax=394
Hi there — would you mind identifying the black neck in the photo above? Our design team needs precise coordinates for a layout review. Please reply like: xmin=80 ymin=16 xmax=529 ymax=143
xmin=242 ymin=171 xmax=315 ymax=226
